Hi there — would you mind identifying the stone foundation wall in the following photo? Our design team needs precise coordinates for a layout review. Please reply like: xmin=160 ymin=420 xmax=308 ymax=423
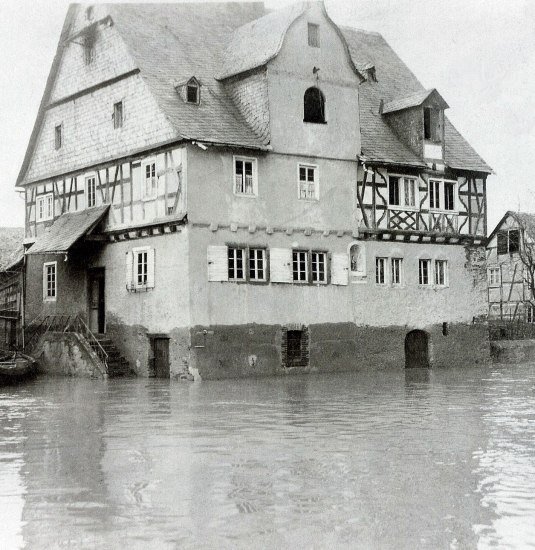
xmin=34 ymin=332 xmax=107 ymax=378
xmin=189 ymin=322 xmax=490 ymax=380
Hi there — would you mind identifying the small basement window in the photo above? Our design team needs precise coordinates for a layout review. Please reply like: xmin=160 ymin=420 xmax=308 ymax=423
xmin=284 ymin=327 xmax=309 ymax=368
xmin=303 ymin=87 xmax=325 ymax=123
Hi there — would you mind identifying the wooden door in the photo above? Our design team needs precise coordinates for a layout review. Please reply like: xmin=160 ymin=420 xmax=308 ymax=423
xmin=405 ymin=330 xmax=429 ymax=368
xmin=153 ymin=338 xmax=170 ymax=378
xmin=88 ymin=269 xmax=105 ymax=334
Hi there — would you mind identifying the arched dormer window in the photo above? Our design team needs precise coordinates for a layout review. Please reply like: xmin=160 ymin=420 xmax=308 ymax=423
xmin=303 ymin=87 xmax=325 ymax=123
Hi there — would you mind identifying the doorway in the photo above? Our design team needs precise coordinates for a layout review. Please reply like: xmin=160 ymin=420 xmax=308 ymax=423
xmin=405 ymin=330 xmax=430 ymax=368
xmin=152 ymin=337 xmax=170 ymax=378
xmin=88 ymin=268 xmax=105 ymax=334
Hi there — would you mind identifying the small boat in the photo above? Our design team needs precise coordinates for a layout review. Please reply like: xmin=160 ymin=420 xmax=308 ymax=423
xmin=0 ymin=351 xmax=38 ymax=385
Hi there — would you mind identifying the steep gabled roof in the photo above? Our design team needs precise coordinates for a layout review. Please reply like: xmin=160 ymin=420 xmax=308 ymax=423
xmin=0 ymin=228 xmax=24 ymax=271
xmin=487 ymin=211 xmax=535 ymax=245
xmin=17 ymin=2 xmax=492 ymax=187
xmin=108 ymin=2 xmax=268 ymax=150
xmin=341 ymin=27 xmax=492 ymax=173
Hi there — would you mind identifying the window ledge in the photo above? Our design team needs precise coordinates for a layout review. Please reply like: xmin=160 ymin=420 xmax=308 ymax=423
xmin=233 ymin=193 xmax=258 ymax=199
xmin=303 ymin=120 xmax=327 ymax=125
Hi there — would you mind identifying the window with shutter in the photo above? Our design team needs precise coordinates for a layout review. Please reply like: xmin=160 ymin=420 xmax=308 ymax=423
xmin=269 ymin=248 xmax=293 ymax=283
xmin=207 ymin=245 xmax=229 ymax=282
xmin=331 ymin=253 xmax=349 ymax=285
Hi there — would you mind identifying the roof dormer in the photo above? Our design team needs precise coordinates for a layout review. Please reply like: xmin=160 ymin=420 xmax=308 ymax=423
xmin=175 ymin=77 xmax=201 ymax=105
xmin=381 ymin=88 xmax=449 ymax=168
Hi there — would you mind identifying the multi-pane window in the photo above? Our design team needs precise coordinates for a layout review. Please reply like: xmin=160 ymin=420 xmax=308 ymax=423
xmin=54 ymin=124 xmax=62 ymax=150
xmin=375 ymin=257 xmax=387 ymax=285
xmin=419 ymin=259 xmax=431 ymax=285
xmin=37 ymin=193 xmax=54 ymax=222
xmin=444 ymin=181 xmax=455 ymax=211
xmin=497 ymin=229 xmax=520 ymax=254
xmin=248 ymin=248 xmax=266 ymax=282
xmin=228 ymin=247 xmax=245 ymax=281
xmin=311 ymin=251 xmax=327 ymax=284
xmin=488 ymin=267 xmax=500 ymax=286
xmin=43 ymin=262 xmax=57 ymax=301
xmin=527 ymin=306 xmax=535 ymax=324
xmin=391 ymin=258 xmax=402 ymax=285
xmin=293 ymin=250 xmax=308 ymax=282
xmin=234 ymin=157 xmax=257 ymax=196
xmin=389 ymin=176 xmax=417 ymax=207
xmin=429 ymin=179 xmax=441 ymax=209
xmin=143 ymin=161 xmax=157 ymax=198
xmin=435 ymin=260 xmax=448 ymax=286
xmin=298 ymin=165 xmax=318 ymax=200
xmin=113 ymin=101 xmax=123 ymax=129
xmin=86 ymin=176 xmax=96 ymax=208
xmin=308 ymin=23 xmax=320 ymax=47
xmin=136 ymin=250 xmax=148 ymax=286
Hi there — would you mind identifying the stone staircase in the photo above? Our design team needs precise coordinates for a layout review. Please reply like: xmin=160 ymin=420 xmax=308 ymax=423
xmin=92 ymin=334 xmax=133 ymax=377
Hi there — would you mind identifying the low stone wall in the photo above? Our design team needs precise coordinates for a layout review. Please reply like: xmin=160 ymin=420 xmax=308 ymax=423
xmin=490 ymin=339 xmax=535 ymax=364
xmin=189 ymin=322 xmax=490 ymax=380
xmin=33 ymin=332 xmax=107 ymax=378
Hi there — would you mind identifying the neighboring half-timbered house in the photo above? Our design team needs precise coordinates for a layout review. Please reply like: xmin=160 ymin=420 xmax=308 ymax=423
xmin=17 ymin=2 xmax=492 ymax=378
xmin=486 ymin=211 xmax=535 ymax=323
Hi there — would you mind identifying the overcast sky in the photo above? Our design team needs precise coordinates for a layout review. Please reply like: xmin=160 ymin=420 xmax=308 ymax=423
xmin=1 ymin=0 xmax=533 ymax=229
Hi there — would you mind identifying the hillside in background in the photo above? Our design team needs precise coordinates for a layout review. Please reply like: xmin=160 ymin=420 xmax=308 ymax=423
xmin=0 ymin=227 xmax=24 ymax=270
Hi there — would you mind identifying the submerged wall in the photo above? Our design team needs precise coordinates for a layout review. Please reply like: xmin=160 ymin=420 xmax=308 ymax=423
xmin=189 ymin=322 xmax=490 ymax=380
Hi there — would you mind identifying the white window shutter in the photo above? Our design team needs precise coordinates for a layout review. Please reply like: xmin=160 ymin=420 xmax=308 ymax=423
xmin=331 ymin=253 xmax=349 ymax=285
xmin=125 ymin=251 xmax=133 ymax=289
xmin=270 ymin=248 xmax=293 ymax=283
xmin=147 ymin=248 xmax=155 ymax=288
xmin=207 ymin=245 xmax=228 ymax=282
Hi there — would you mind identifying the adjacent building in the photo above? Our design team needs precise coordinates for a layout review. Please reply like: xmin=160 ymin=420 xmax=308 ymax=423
xmin=486 ymin=211 xmax=535 ymax=323
xmin=17 ymin=2 xmax=492 ymax=378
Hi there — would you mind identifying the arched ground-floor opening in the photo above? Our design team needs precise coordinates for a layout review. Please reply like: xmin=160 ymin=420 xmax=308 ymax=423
xmin=405 ymin=330 xmax=430 ymax=368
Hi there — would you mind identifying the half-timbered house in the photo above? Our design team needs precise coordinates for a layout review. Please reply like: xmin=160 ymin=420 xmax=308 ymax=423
xmin=486 ymin=211 xmax=535 ymax=323
xmin=17 ymin=2 xmax=492 ymax=378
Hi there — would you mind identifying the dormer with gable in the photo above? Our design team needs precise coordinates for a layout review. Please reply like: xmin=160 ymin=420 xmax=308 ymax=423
xmin=381 ymin=89 xmax=449 ymax=170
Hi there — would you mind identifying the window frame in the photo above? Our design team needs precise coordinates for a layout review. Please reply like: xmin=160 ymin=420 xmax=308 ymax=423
xmin=228 ymin=246 xmax=246 ymax=282
xmin=142 ymin=159 xmax=158 ymax=200
xmin=429 ymin=178 xmax=458 ymax=212
xmin=132 ymin=246 xmax=149 ymax=289
xmin=488 ymin=266 xmax=501 ymax=287
xmin=43 ymin=261 xmax=57 ymax=302
xmin=297 ymin=163 xmax=319 ymax=201
xmin=292 ymin=249 xmax=309 ymax=284
xmin=375 ymin=256 xmax=388 ymax=286
xmin=434 ymin=259 xmax=449 ymax=287
xmin=85 ymin=174 xmax=97 ymax=208
xmin=424 ymin=107 xmax=441 ymax=142
xmin=233 ymin=156 xmax=258 ymax=197
xmin=113 ymin=101 xmax=123 ymax=129
xmin=419 ymin=258 xmax=432 ymax=286
xmin=303 ymin=87 xmax=326 ymax=124
xmin=311 ymin=250 xmax=328 ymax=284
xmin=54 ymin=124 xmax=62 ymax=150
xmin=391 ymin=257 xmax=403 ymax=286
xmin=36 ymin=193 xmax=54 ymax=222
xmin=388 ymin=174 xmax=419 ymax=210
xmin=186 ymin=82 xmax=200 ymax=105
xmin=226 ymin=245 xmax=268 ymax=283
xmin=307 ymin=23 xmax=320 ymax=48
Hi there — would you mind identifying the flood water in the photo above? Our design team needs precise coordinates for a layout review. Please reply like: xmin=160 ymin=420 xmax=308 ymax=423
xmin=1 ymin=366 xmax=535 ymax=549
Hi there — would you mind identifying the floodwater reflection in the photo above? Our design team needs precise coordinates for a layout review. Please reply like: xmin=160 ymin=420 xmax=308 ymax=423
xmin=1 ymin=365 xmax=535 ymax=549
